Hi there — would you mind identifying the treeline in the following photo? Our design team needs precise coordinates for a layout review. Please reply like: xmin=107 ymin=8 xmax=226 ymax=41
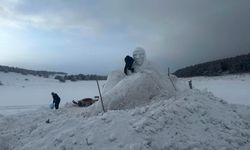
xmin=174 ymin=53 xmax=250 ymax=77
xmin=55 ymin=74 xmax=107 ymax=82
xmin=0 ymin=65 xmax=67 ymax=78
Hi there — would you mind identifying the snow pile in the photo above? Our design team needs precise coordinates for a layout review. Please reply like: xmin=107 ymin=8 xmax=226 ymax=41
xmin=1 ymin=88 xmax=250 ymax=149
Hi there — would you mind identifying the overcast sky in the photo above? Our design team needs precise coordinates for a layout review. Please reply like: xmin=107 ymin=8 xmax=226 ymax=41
xmin=0 ymin=0 xmax=250 ymax=74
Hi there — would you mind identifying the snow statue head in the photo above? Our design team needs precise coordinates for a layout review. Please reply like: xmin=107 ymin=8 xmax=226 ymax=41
xmin=133 ymin=47 xmax=146 ymax=66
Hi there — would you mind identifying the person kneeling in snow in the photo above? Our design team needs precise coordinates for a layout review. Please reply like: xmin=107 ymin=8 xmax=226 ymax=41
xmin=72 ymin=96 xmax=99 ymax=107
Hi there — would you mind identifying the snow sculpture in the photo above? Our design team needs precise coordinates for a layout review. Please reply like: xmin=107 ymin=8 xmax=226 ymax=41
xmin=94 ymin=47 xmax=176 ymax=112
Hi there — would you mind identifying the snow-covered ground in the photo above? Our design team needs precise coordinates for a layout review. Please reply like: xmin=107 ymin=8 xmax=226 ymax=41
xmin=0 ymin=72 xmax=104 ymax=115
xmin=182 ymin=74 xmax=250 ymax=106
xmin=0 ymin=72 xmax=250 ymax=149
xmin=1 ymin=72 xmax=249 ymax=115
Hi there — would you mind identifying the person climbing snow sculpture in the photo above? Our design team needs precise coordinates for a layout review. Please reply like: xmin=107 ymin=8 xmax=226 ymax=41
xmin=102 ymin=47 xmax=149 ymax=94
xmin=51 ymin=92 xmax=61 ymax=109
xmin=124 ymin=55 xmax=134 ymax=75
xmin=124 ymin=47 xmax=149 ymax=75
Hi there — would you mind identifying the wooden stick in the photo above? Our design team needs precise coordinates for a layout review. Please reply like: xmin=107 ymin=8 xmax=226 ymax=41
xmin=168 ymin=67 xmax=176 ymax=91
xmin=96 ymin=80 xmax=105 ymax=112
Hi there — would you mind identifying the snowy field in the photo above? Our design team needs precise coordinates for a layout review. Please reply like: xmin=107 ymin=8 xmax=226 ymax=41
xmin=182 ymin=73 xmax=250 ymax=106
xmin=0 ymin=72 xmax=105 ymax=115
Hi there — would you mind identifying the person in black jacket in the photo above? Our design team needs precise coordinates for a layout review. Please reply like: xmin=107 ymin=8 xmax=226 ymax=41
xmin=124 ymin=55 xmax=135 ymax=75
xmin=51 ymin=92 xmax=61 ymax=109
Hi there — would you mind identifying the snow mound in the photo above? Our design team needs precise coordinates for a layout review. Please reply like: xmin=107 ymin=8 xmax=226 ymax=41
xmin=1 ymin=89 xmax=250 ymax=150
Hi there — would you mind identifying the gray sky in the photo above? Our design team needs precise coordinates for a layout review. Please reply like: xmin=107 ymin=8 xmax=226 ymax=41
xmin=0 ymin=0 xmax=250 ymax=74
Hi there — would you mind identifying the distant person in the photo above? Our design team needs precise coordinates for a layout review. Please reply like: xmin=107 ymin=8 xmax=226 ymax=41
xmin=72 ymin=97 xmax=98 ymax=107
xmin=51 ymin=92 xmax=61 ymax=109
xmin=124 ymin=55 xmax=135 ymax=75
xmin=188 ymin=80 xmax=193 ymax=89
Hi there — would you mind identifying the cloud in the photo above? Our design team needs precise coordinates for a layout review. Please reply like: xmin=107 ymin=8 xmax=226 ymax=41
xmin=1 ymin=0 xmax=250 ymax=73
xmin=0 ymin=0 xmax=101 ymax=34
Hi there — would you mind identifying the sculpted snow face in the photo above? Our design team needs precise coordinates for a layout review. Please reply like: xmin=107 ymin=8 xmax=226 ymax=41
xmin=133 ymin=47 xmax=146 ymax=66
xmin=132 ymin=47 xmax=149 ymax=73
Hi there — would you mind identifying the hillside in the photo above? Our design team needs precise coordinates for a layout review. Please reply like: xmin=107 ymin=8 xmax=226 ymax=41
xmin=0 ymin=65 xmax=66 ymax=78
xmin=0 ymin=65 xmax=107 ymax=81
xmin=174 ymin=53 xmax=250 ymax=77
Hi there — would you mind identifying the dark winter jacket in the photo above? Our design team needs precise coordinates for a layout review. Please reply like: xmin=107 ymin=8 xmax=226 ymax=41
xmin=52 ymin=93 xmax=61 ymax=104
xmin=124 ymin=55 xmax=135 ymax=75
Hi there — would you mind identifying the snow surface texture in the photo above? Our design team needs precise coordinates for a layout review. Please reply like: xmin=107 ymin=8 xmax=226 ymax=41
xmin=1 ymin=88 xmax=250 ymax=150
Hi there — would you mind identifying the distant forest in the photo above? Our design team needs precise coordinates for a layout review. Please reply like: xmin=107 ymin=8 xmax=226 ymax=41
xmin=0 ymin=65 xmax=66 ymax=77
xmin=54 ymin=74 xmax=107 ymax=82
xmin=0 ymin=65 xmax=107 ymax=81
xmin=174 ymin=53 xmax=250 ymax=77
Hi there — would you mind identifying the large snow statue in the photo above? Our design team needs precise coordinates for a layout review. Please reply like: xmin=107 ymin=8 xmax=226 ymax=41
xmin=94 ymin=47 xmax=176 ymax=112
